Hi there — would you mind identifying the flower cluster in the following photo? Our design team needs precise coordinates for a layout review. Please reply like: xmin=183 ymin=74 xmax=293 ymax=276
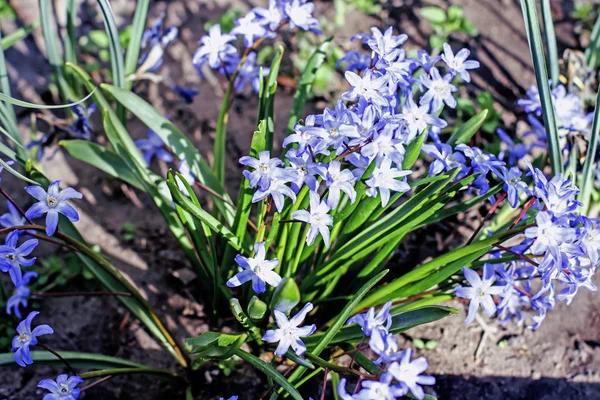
xmin=340 ymin=302 xmax=435 ymax=399
xmin=0 ymin=178 xmax=84 ymax=398
xmin=193 ymin=0 xmax=320 ymax=94
xmin=455 ymin=163 xmax=600 ymax=329
xmin=236 ymin=27 xmax=480 ymax=249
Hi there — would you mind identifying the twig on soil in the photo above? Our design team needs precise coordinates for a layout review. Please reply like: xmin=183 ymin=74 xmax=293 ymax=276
xmin=37 ymin=343 xmax=77 ymax=376
xmin=80 ymin=375 xmax=114 ymax=391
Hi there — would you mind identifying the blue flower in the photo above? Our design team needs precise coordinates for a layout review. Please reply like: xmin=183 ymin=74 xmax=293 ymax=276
xmin=441 ymin=43 xmax=479 ymax=82
xmin=193 ymin=24 xmax=238 ymax=69
xmin=6 ymin=272 xmax=37 ymax=319
xmin=251 ymin=176 xmax=297 ymax=212
xmin=496 ymin=166 xmax=530 ymax=208
xmin=518 ymin=85 xmax=542 ymax=115
xmin=421 ymin=143 xmax=466 ymax=176
xmin=233 ymin=52 xmax=268 ymax=94
xmin=366 ymin=158 xmax=412 ymax=207
xmin=0 ymin=231 xmax=38 ymax=286
xmin=336 ymin=50 xmax=371 ymax=72
xmin=399 ymin=95 xmax=447 ymax=142
xmin=284 ymin=0 xmax=321 ymax=33
xmin=497 ymin=128 xmax=529 ymax=166
xmin=291 ymin=191 xmax=333 ymax=248
xmin=240 ymin=151 xmax=287 ymax=191
xmin=524 ymin=211 xmax=573 ymax=258
xmin=0 ymin=201 xmax=26 ymax=228
xmin=387 ymin=348 xmax=435 ymax=400
xmin=12 ymin=311 xmax=53 ymax=367
xmin=369 ymin=328 xmax=402 ymax=365
xmin=170 ymin=85 xmax=199 ymax=104
xmin=416 ymin=50 xmax=440 ymax=74
xmin=343 ymin=70 xmax=388 ymax=107
xmin=262 ymin=302 xmax=316 ymax=356
xmin=346 ymin=301 xmax=392 ymax=336
xmin=135 ymin=129 xmax=174 ymax=165
xmin=366 ymin=27 xmax=407 ymax=59
xmin=253 ymin=0 xmax=285 ymax=31
xmin=361 ymin=124 xmax=405 ymax=166
xmin=325 ymin=160 xmax=357 ymax=209
xmin=38 ymin=374 xmax=83 ymax=400
xmin=138 ymin=13 xmax=178 ymax=73
xmin=69 ymin=104 xmax=96 ymax=140
xmin=25 ymin=180 xmax=83 ymax=236
xmin=231 ymin=11 xmax=272 ymax=47
xmin=285 ymin=149 xmax=326 ymax=193
xmin=219 ymin=397 xmax=238 ymax=400
xmin=227 ymin=242 xmax=281 ymax=294
xmin=454 ymin=264 xmax=506 ymax=324
xmin=338 ymin=375 xmax=406 ymax=399
xmin=419 ymin=67 xmax=457 ymax=112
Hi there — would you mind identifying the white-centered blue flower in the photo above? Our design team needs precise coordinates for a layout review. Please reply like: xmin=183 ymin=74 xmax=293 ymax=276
xmin=325 ymin=160 xmax=357 ymax=209
xmin=38 ymin=374 xmax=83 ymax=400
xmin=346 ymin=301 xmax=392 ymax=336
xmin=262 ymin=302 xmax=316 ymax=356
xmin=387 ymin=348 xmax=435 ymax=400
xmin=291 ymin=191 xmax=333 ymax=248
xmin=12 ymin=311 xmax=53 ymax=367
xmin=366 ymin=158 xmax=412 ymax=207
xmin=25 ymin=180 xmax=82 ymax=236
xmin=0 ymin=231 xmax=38 ymax=287
xmin=454 ymin=264 xmax=506 ymax=324
xmin=227 ymin=242 xmax=281 ymax=294
xmin=441 ymin=43 xmax=479 ymax=82
xmin=193 ymin=24 xmax=237 ymax=69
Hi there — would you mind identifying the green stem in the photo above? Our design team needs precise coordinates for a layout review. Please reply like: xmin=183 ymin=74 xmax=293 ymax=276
xmin=79 ymin=367 xmax=182 ymax=381
xmin=303 ymin=352 xmax=375 ymax=379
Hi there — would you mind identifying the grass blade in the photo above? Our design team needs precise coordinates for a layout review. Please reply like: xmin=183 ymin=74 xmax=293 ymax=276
xmin=65 ymin=0 xmax=78 ymax=66
xmin=0 ymin=90 xmax=95 ymax=109
xmin=0 ymin=351 xmax=146 ymax=369
xmin=124 ymin=0 xmax=150 ymax=89
xmin=540 ymin=0 xmax=559 ymax=87
xmin=447 ymin=109 xmax=488 ymax=146
xmin=579 ymin=86 xmax=600 ymax=212
xmin=60 ymin=139 xmax=144 ymax=190
xmin=586 ymin=14 xmax=600 ymax=68
xmin=234 ymin=348 xmax=303 ymax=400
xmin=38 ymin=0 xmax=73 ymax=100
xmin=1 ymin=21 xmax=39 ymax=50
xmin=259 ymin=46 xmax=283 ymax=152
xmin=95 ymin=0 xmax=126 ymax=121
xmin=520 ymin=0 xmax=562 ymax=174
xmin=286 ymin=37 xmax=332 ymax=134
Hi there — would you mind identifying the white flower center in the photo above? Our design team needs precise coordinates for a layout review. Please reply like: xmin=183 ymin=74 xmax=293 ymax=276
xmin=47 ymin=196 xmax=58 ymax=207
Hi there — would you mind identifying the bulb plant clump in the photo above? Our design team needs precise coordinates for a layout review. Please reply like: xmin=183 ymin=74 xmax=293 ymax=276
xmin=0 ymin=0 xmax=597 ymax=399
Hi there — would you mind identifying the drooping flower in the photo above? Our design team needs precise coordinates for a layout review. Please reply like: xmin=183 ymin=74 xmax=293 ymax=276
xmin=25 ymin=181 xmax=82 ymax=236
xmin=170 ymin=84 xmax=199 ymax=104
xmin=387 ymin=348 xmax=435 ymax=400
xmin=496 ymin=166 xmax=530 ymax=208
xmin=233 ymin=52 xmax=268 ymax=94
xmin=454 ymin=264 xmax=506 ymax=323
xmin=138 ymin=13 xmax=178 ymax=73
xmin=441 ymin=43 xmax=479 ymax=82
xmin=0 ymin=231 xmax=38 ymax=286
xmin=291 ymin=191 xmax=333 ymax=248
xmin=346 ymin=301 xmax=392 ymax=336
xmin=38 ymin=374 xmax=83 ymax=400
xmin=0 ymin=201 xmax=27 ymax=228
xmin=227 ymin=242 xmax=281 ymax=294
xmin=135 ymin=129 xmax=174 ymax=165
xmin=369 ymin=328 xmax=402 ymax=365
xmin=12 ymin=311 xmax=53 ymax=367
xmin=6 ymin=271 xmax=37 ymax=319
xmin=262 ymin=302 xmax=316 ymax=356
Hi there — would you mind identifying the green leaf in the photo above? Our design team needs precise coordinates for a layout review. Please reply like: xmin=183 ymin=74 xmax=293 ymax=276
xmin=420 ymin=7 xmax=447 ymax=23
xmin=520 ymin=0 xmax=562 ymax=174
xmin=0 ymin=90 xmax=95 ymax=109
xmin=60 ymin=140 xmax=144 ymax=190
xmin=259 ymin=46 xmax=284 ymax=152
xmin=124 ymin=0 xmax=150 ymax=89
xmin=248 ymin=295 xmax=268 ymax=321
xmin=38 ymin=0 xmax=73 ymax=100
xmin=286 ymin=37 xmax=332 ymax=134
xmin=579 ymin=85 xmax=600 ymax=212
xmin=234 ymin=348 xmax=304 ymax=400
xmin=102 ymin=84 xmax=235 ymax=224
xmin=1 ymin=21 xmax=39 ymax=50
xmin=586 ymin=14 xmax=600 ymax=68
xmin=447 ymin=109 xmax=488 ymax=145
xmin=402 ymin=129 xmax=427 ymax=170
xmin=95 ymin=0 xmax=126 ymax=121
xmin=65 ymin=0 xmax=77 ymax=65
xmin=270 ymin=278 xmax=301 ymax=313
xmin=540 ymin=0 xmax=559 ymax=87
xmin=0 ymin=351 xmax=146 ymax=369
xmin=167 ymin=171 xmax=248 ymax=253
xmin=304 ymin=306 xmax=457 ymax=346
